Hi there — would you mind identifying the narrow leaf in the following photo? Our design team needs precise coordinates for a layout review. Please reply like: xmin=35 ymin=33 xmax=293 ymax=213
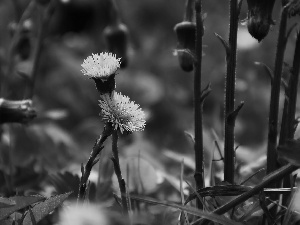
xmin=214 ymin=33 xmax=230 ymax=59
xmin=254 ymin=62 xmax=274 ymax=83
xmin=128 ymin=194 xmax=243 ymax=225
xmin=22 ymin=192 xmax=72 ymax=225
xmin=185 ymin=185 xmax=252 ymax=205
xmin=0 ymin=196 xmax=45 ymax=221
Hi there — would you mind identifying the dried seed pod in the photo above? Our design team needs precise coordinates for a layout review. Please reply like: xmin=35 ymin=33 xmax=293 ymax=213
xmin=246 ymin=0 xmax=276 ymax=42
xmin=174 ymin=21 xmax=196 ymax=72
xmin=103 ymin=23 xmax=128 ymax=68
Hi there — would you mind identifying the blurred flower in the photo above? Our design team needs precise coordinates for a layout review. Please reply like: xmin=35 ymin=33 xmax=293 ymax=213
xmin=57 ymin=202 xmax=108 ymax=225
xmin=174 ymin=21 xmax=196 ymax=72
xmin=246 ymin=0 xmax=275 ymax=42
xmin=103 ymin=23 xmax=129 ymax=68
xmin=99 ymin=92 xmax=146 ymax=134
xmin=81 ymin=53 xmax=121 ymax=80
xmin=286 ymin=0 xmax=300 ymax=17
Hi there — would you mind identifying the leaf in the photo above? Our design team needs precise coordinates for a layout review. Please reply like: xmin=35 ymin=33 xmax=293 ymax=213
xmin=0 ymin=195 xmax=45 ymax=221
xmin=22 ymin=192 xmax=72 ymax=225
xmin=184 ymin=185 xmax=252 ymax=205
xmin=0 ymin=197 xmax=15 ymax=208
xmin=278 ymin=139 xmax=300 ymax=166
xmin=128 ymin=194 xmax=243 ymax=225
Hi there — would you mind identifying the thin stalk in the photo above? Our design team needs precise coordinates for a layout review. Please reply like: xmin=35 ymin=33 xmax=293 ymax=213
xmin=111 ymin=130 xmax=129 ymax=215
xmin=286 ymin=31 xmax=300 ymax=139
xmin=266 ymin=6 xmax=288 ymax=175
xmin=281 ymin=31 xmax=300 ymax=208
xmin=193 ymin=0 xmax=204 ymax=201
xmin=224 ymin=0 xmax=239 ymax=184
xmin=77 ymin=125 xmax=112 ymax=201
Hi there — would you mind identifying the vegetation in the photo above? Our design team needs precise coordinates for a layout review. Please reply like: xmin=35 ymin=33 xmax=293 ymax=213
xmin=0 ymin=0 xmax=300 ymax=224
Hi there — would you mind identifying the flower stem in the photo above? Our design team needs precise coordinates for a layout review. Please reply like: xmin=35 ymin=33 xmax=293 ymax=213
xmin=286 ymin=31 xmax=300 ymax=140
xmin=111 ymin=130 xmax=129 ymax=215
xmin=193 ymin=0 xmax=204 ymax=202
xmin=224 ymin=0 xmax=239 ymax=184
xmin=77 ymin=125 xmax=112 ymax=202
xmin=266 ymin=6 xmax=288 ymax=175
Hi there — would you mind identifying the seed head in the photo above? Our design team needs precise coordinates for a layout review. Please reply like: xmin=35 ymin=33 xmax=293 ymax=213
xmin=99 ymin=92 xmax=146 ymax=134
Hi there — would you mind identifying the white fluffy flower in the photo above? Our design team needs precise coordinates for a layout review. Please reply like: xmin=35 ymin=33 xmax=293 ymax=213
xmin=57 ymin=203 xmax=108 ymax=225
xmin=99 ymin=92 xmax=146 ymax=133
xmin=81 ymin=52 xmax=121 ymax=79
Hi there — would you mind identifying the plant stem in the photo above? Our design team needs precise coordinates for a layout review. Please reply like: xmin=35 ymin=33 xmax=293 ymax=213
xmin=224 ymin=0 xmax=239 ymax=184
xmin=266 ymin=6 xmax=288 ymax=175
xmin=77 ymin=125 xmax=112 ymax=202
xmin=193 ymin=0 xmax=204 ymax=200
xmin=281 ymin=30 xmax=300 ymax=208
xmin=286 ymin=32 xmax=300 ymax=139
xmin=111 ymin=130 xmax=129 ymax=215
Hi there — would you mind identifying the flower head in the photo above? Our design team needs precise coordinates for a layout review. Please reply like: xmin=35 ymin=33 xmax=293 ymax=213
xmin=99 ymin=92 xmax=146 ymax=134
xmin=81 ymin=52 xmax=121 ymax=80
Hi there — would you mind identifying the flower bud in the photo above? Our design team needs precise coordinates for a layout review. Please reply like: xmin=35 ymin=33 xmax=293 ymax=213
xmin=174 ymin=21 xmax=196 ymax=72
xmin=246 ymin=0 xmax=276 ymax=42
xmin=103 ymin=23 xmax=128 ymax=68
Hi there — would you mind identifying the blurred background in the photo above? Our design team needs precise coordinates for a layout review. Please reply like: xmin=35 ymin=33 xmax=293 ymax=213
xmin=0 ymin=0 xmax=299 ymax=203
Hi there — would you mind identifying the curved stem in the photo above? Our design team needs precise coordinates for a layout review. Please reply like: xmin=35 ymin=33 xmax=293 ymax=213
xmin=112 ymin=130 xmax=129 ymax=215
xmin=77 ymin=125 xmax=112 ymax=202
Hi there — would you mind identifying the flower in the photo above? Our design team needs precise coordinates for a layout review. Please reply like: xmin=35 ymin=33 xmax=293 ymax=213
xmin=57 ymin=202 xmax=108 ymax=225
xmin=81 ymin=52 xmax=121 ymax=80
xmin=99 ymin=92 xmax=146 ymax=134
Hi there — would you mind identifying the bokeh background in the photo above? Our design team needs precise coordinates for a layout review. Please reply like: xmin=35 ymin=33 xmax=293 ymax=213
xmin=0 ymin=0 xmax=299 ymax=203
